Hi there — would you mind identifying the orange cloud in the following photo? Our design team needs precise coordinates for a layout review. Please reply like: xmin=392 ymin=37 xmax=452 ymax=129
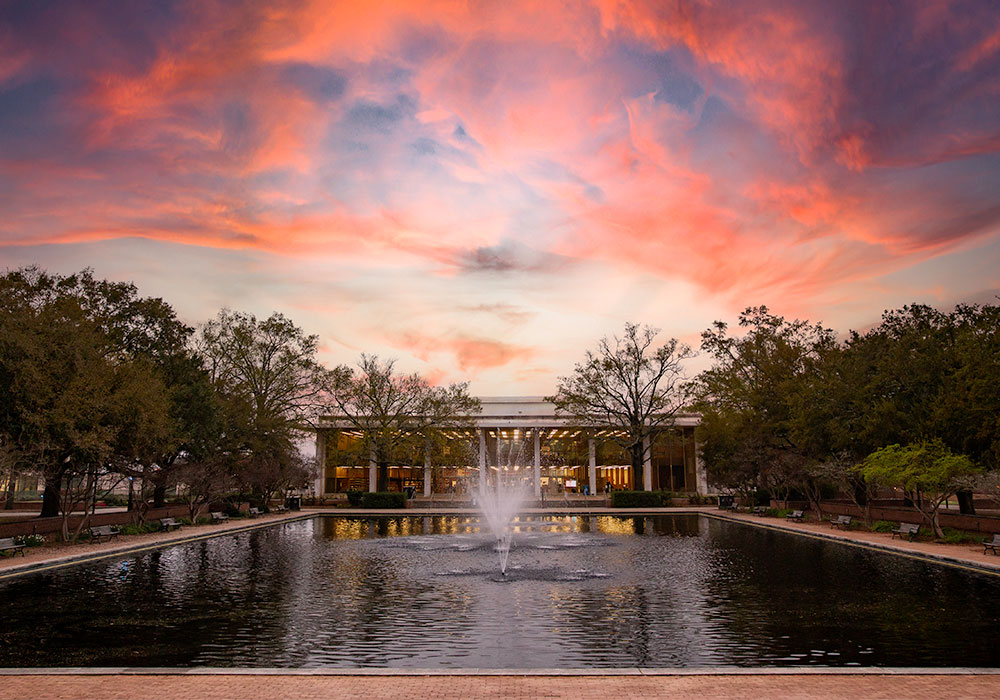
xmin=393 ymin=332 xmax=537 ymax=373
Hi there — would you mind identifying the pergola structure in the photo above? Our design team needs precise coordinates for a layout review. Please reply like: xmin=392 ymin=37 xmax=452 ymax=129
xmin=313 ymin=396 xmax=706 ymax=498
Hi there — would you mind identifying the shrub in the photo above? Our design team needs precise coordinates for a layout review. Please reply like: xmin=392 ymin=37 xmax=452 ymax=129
xmin=610 ymin=491 xmax=663 ymax=508
xmin=119 ymin=523 xmax=160 ymax=536
xmin=101 ymin=494 xmax=128 ymax=507
xmin=871 ymin=520 xmax=895 ymax=533
xmin=688 ymin=493 xmax=707 ymax=505
xmin=939 ymin=527 xmax=982 ymax=544
xmin=15 ymin=534 xmax=45 ymax=547
xmin=346 ymin=490 xmax=364 ymax=507
xmin=361 ymin=491 xmax=407 ymax=509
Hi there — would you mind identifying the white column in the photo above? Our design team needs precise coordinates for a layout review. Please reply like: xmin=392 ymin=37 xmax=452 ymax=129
xmin=368 ymin=446 xmax=377 ymax=492
xmin=478 ymin=428 xmax=487 ymax=494
xmin=642 ymin=434 xmax=653 ymax=491
xmin=533 ymin=429 xmax=541 ymax=499
xmin=423 ymin=439 xmax=432 ymax=498
xmin=588 ymin=437 xmax=597 ymax=497
xmin=313 ymin=430 xmax=327 ymax=497
xmin=496 ymin=428 xmax=502 ymax=470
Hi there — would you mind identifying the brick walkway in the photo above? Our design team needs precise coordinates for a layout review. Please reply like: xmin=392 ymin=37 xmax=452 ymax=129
xmin=1 ymin=673 xmax=998 ymax=700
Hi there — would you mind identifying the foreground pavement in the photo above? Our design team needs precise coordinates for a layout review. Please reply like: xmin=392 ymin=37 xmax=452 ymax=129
xmin=0 ymin=672 xmax=998 ymax=700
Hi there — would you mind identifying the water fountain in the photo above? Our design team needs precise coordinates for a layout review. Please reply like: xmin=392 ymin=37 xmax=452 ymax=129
xmin=476 ymin=430 xmax=530 ymax=576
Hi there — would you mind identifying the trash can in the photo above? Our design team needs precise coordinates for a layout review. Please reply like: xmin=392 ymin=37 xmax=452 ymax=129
xmin=285 ymin=496 xmax=301 ymax=511
xmin=718 ymin=494 xmax=734 ymax=510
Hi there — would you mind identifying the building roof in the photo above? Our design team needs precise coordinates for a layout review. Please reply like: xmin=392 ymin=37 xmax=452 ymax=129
xmin=319 ymin=395 xmax=699 ymax=429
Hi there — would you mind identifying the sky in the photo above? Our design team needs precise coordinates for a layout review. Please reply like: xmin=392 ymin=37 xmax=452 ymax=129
xmin=2 ymin=0 xmax=1000 ymax=394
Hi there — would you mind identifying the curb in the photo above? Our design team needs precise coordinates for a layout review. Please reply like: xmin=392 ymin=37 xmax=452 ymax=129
xmin=1 ymin=666 xmax=999 ymax=676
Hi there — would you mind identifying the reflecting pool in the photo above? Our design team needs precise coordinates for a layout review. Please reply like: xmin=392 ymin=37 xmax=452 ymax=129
xmin=2 ymin=514 xmax=999 ymax=667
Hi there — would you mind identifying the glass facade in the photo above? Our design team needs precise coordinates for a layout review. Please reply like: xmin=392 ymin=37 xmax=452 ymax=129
xmin=320 ymin=425 xmax=699 ymax=496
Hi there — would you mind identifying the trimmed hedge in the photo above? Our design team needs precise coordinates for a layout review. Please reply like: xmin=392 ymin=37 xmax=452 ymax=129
xmin=346 ymin=490 xmax=363 ymax=507
xmin=610 ymin=490 xmax=663 ymax=508
xmin=360 ymin=491 xmax=407 ymax=509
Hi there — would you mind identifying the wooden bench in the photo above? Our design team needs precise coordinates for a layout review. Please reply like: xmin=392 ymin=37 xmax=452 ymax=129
xmin=0 ymin=537 xmax=25 ymax=557
xmin=983 ymin=534 xmax=1000 ymax=555
xmin=830 ymin=515 xmax=852 ymax=530
xmin=160 ymin=517 xmax=182 ymax=531
xmin=89 ymin=525 xmax=120 ymax=542
xmin=248 ymin=507 xmax=262 ymax=518
xmin=752 ymin=506 xmax=768 ymax=516
xmin=210 ymin=511 xmax=230 ymax=523
xmin=271 ymin=504 xmax=287 ymax=513
xmin=891 ymin=522 xmax=920 ymax=541
xmin=786 ymin=510 xmax=804 ymax=521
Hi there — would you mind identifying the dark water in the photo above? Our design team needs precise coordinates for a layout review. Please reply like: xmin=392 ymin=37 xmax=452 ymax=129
xmin=2 ymin=514 xmax=1000 ymax=668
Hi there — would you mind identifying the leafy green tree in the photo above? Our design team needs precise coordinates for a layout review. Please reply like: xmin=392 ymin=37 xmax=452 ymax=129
xmin=860 ymin=441 xmax=981 ymax=538
xmin=547 ymin=323 xmax=693 ymax=490
xmin=328 ymin=355 xmax=480 ymax=492
xmin=198 ymin=309 xmax=330 ymax=501
xmin=695 ymin=307 xmax=835 ymax=505
xmin=0 ymin=267 xmax=189 ymax=521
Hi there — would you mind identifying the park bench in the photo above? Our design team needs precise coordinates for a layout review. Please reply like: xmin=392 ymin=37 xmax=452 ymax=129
xmin=752 ymin=506 xmax=768 ymax=516
xmin=159 ymin=518 xmax=182 ymax=531
xmin=248 ymin=507 xmax=262 ymax=518
xmin=89 ymin=525 xmax=120 ymax=542
xmin=210 ymin=511 xmax=230 ymax=523
xmin=786 ymin=510 xmax=804 ymax=521
xmin=891 ymin=522 xmax=920 ymax=541
xmin=830 ymin=515 xmax=852 ymax=530
xmin=983 ymin=534 xmax=1000 ymax=555
xmin=0 ymin=537 xmax=25 ymax=557
xmin=272 ymin=504 xmax=287 ymax=513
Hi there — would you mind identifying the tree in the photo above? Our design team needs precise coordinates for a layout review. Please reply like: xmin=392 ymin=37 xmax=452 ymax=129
xmin=547 ymin=323 xmax=693 ymax=490
xmin=695 ymin=307 xmax=835 ymax=502
xmin=199 ymin=309 xmax=329 ymax=502
xmin=860 ymin=441 xmax=981 ymax=538
xmin=174 ymin=456 xmax=236 ymax=523
xmin=0 ymin=267 xmax=189 ymax=519
xmin=328 ymin=355 xmax=480 ymax=492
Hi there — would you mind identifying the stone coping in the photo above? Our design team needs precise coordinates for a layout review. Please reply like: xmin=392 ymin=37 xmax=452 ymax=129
xmin=1 ymin=666 xmax=999 ymax=676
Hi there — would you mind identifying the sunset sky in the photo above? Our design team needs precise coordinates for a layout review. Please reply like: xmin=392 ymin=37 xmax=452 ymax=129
xmin=2 ymin=0 xmax=999 ymax=393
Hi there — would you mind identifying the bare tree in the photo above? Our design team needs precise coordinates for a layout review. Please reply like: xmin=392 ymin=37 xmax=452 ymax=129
xmin=174 ymin=458 xmax=236 ymax=523
xmin=327 ymin=355 xmax=480 ymax=492
xmin=546 ymin=323 xmax=694 ymax=489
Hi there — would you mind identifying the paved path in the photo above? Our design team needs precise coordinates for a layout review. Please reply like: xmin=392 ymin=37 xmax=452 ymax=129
xmin=1 ymin=673 xmax=998 ymax=699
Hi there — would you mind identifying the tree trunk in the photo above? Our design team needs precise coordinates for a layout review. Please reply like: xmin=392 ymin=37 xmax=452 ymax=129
xmin=930 ymin=509 xmax=944 ymax=539
xmin=630 ymin=442 xmax=643 ymax=491
xmin=957 ymin=489 xmax=976 ymax=515
xmin=3 ymin=474 xmax=14 ymax=510
xmin=40 ymin=474 xmax=62 ymax=518
xmin=378 ymin=460 xmax=389 ymax=492
xmin=153 ymin=483 xmax=167 ymax=509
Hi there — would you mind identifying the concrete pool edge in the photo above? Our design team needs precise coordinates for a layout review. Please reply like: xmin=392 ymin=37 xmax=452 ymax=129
xmin=2 ymin=666 xmax=1000 ymax=676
